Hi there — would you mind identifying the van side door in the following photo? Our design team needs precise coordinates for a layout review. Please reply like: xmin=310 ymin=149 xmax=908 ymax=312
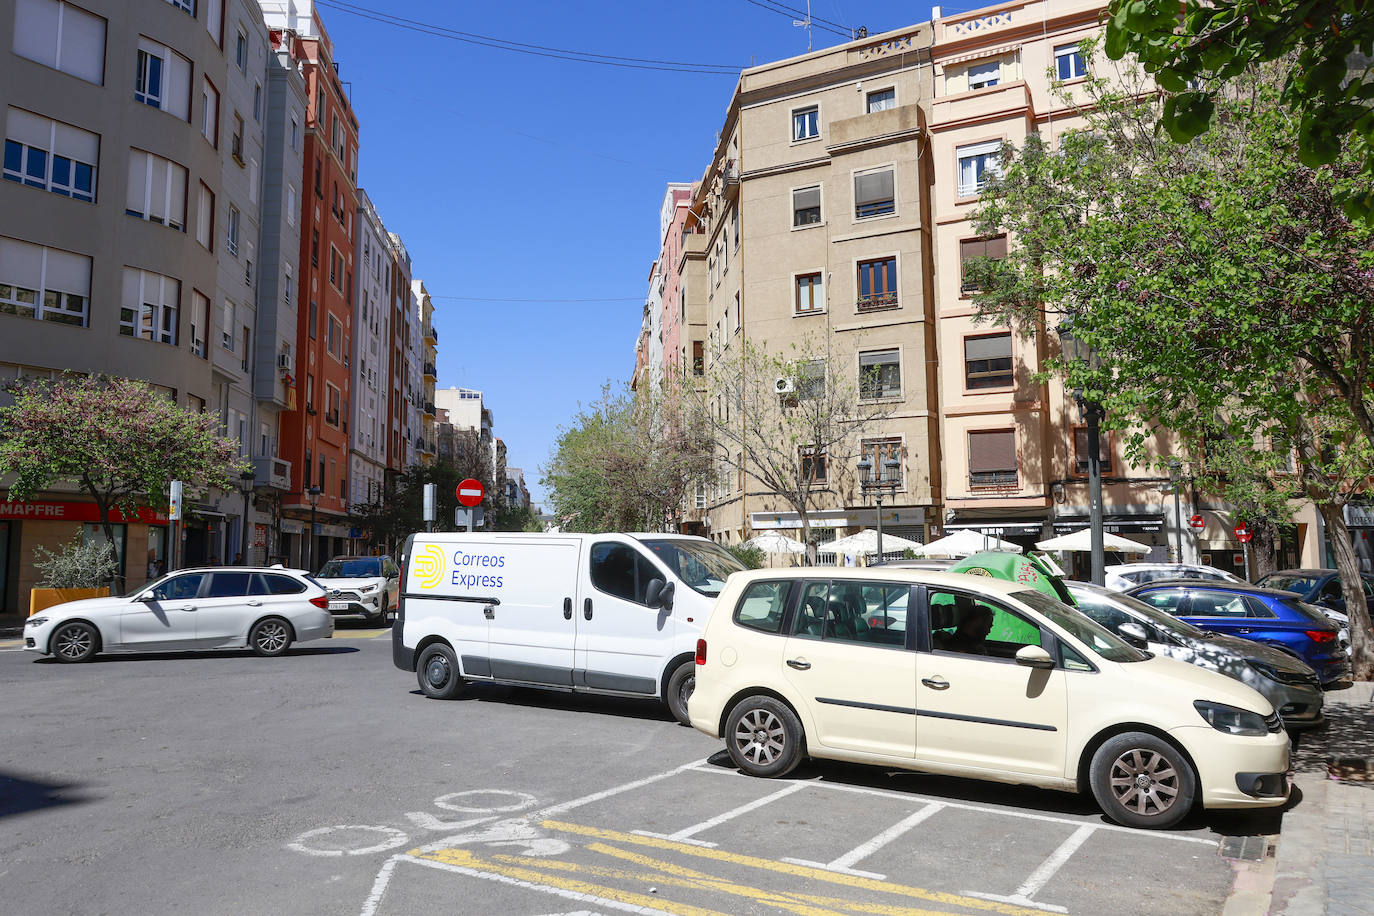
xmin=481 ymin=539 xmax=580 ymax=687
xmin=576 ymin=539 xmax=673 ymax=696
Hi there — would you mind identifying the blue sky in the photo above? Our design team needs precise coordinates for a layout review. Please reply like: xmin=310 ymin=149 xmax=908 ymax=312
xmin=323 ymin=0 xmax=985 ymax=506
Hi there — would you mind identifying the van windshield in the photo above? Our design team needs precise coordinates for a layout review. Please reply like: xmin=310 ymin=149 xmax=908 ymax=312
xmin=641 ymin=539 xmax=746 ymax=597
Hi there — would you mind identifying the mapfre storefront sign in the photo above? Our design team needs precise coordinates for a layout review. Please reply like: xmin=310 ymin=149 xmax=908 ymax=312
xmin=0 ymin=500 xmax=169 ymax=524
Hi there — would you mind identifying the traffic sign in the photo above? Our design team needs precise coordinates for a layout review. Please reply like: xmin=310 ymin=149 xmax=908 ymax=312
xmin=456 ymin=478 xmax=484 ymax=507
xmin=1188 ymin=514 xmax=1205 ymax=530
xmin=1234 ymin=522 xmax=1252 ymax=544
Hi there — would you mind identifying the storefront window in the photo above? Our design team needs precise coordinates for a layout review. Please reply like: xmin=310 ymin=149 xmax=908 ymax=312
xmin=82 ymin=523 xmax=127 ymax=572
xmin=145 ymin=526 xmax=168 ymax=580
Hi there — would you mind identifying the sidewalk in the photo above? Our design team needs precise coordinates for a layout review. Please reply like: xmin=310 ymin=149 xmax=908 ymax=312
xmin=1268 ymin=680 xmax=1374 ymax=916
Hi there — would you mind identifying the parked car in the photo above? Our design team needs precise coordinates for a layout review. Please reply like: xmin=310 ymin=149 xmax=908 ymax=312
xmin=1067 ymin=581 xmax=1323 ymax=730
xmin=316 ymin=555 xmax=401 ymax=624
xmin=1255 ymin=567 xmax=1372 ymax=641
xmin=24 ymin=567 xmax=334 ymax=662
xmin=1104 ymin=563 xmax=1243 ymax=593
xmin=690 ymin=568 xmax=1291 ymax=830
xmin=1125 ymin=581 xmax=1352 ymax=689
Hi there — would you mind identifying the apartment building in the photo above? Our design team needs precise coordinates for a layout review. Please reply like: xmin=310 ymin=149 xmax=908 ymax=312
xmin=657 ymin=184 xmax=694 ymax=377
xmin=261 ymin=0 xmax=357 ymax=569
xmin=350 ymin=188 xmax=388 ymax=509
xmin=415 ymin=278 xmax=437 ymax=464
xmin=683 ymin=23 xmax=941 ymax=547
xmin=387 ymin=232 xmax=421 ymax=469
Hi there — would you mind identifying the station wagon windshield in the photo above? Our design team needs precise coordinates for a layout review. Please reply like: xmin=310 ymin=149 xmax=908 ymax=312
xmin=641 ymin=539 xmax=745 ymax=596
xmin=1013 ymin=590 xmax=1147 ymax=663
xmin=319 ymin=558 xmax=382 ymax=578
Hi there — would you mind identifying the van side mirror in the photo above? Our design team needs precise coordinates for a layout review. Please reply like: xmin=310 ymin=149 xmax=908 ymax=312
xmin=1014 ymin=644 xmax=1055 ymax=669
xmin=646 ymin=578 xmax=674 ymax=611
xmin=1116 ymin=621 xmax=1149 ymax=649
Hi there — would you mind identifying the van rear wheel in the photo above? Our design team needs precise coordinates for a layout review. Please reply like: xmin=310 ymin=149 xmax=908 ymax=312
xmin=665 ymin=661 xmax=694 ymax=726
xmin=417 ymin=644 xmax=466 ymax=699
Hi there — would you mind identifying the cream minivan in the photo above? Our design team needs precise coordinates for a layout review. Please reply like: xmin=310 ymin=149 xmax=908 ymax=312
xmin=689 ymin=569 xmax=1291 ymax=829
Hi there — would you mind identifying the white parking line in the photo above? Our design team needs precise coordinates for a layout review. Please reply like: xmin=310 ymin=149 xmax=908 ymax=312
xmin=967 ymin=823 xmax=1098 ymax=913
xmin=782 ymin=802 xmax=946 ymax=879
xmin=633 ymin=782 xmax=806 ymax=847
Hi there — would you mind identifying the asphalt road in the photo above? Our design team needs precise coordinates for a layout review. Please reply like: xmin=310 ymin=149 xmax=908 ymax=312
xmin=0 ymin=625 xmax=1281 ymax=915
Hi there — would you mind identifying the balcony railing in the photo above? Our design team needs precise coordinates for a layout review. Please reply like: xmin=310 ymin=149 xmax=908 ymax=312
xmin=857 ymin=291 xmax=899 ymax=312
xmin=969 ymin=470 xmax=1018 ymax=489
xmin=422 ymin=362 xmax=437 ymax=378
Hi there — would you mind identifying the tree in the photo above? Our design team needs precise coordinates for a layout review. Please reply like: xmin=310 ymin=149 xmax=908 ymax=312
xmin=691 ymin=339 xmax=892 ymax=561
xmin=0 ymin=375 xmax=243 ymax=592
xmin=965 ymin=58 xmax=1374 ymax=675
xmin=1104 ymin=0 xmax=1374 ymax=219
xmin=352 ymin=454 xmax=504 ymax=550
xmin=541 ymin=382 xmax=713 ymax=533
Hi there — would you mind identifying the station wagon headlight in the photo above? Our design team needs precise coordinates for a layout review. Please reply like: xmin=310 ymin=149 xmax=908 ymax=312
xmin=1193 ymin=700 xmax=1269 ymax=737
xmin=26 ymin=617 xmax=47 ymax=627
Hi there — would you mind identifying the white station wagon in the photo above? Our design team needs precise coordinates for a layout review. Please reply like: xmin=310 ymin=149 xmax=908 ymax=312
xmin=689 ymin=569 xmax=1291 ymax=829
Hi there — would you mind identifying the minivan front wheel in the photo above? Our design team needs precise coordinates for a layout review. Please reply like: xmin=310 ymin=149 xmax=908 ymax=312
xmin=665 ymin=661 xmax=695 ymax=726
xmin=417 ymin=644 xmax=466 ymax=699
xmin=725 ymin=696 xmax=804 ymax=778
xmin=1089 ymin=732 xmax=1197 ymax=829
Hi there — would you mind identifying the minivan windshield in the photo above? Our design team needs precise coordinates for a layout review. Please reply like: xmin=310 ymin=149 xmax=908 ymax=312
xmin=318 ymin=558 xmax=382 ymax=578
xmin=1013 ymin=589 xmax=1148 ymax=663
xmin=640 ymin=539 xmax=745 ymax=596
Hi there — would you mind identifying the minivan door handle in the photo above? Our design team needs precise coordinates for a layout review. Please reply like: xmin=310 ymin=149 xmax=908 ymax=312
xmin=786 ymin=658 xmax=811 ymax=670
xmin=583 ymin=598 xmax=593 ymax=621
xmin=563 ymin=597 xmax=572 ymax=620
xmin=921 ymin=677 xmax=950 ymax=690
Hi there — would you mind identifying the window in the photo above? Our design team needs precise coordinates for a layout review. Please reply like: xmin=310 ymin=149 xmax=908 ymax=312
xmin=311 ymin=229 xmax=319 ymax=266
xmin=792 ymin=185 xmax=821 ymax=226
xmin=125 ymin=149 xmax=186 ymax=230
xmin=856 ymin=256 xmax=898 ymax=310
xmin=3 ymin=108 xmax=97 ymax=202
xmin=308 ymin=300 xmax=317 ymax=339
xmin=1073 ymin=427 xmax=1114 ymax=475
xmin=928 ymin=590 xmax=1042 ymax=657
xmin=589 ymin=542 xmax=660 ymax=605
xmin=967 ymin=59 xmax=1000 ymax=90
xmin=326 ymin=385 xmax=341 ymax=426
xmin=957 ymin=140 xmax=1003 ymax=198
xmin=149 ymin=572 xmax=203 ymax=602
xmin=226 ymin=205 xmax=239 ymax=254
xmin=230 ymin=112 xmax=243 ymax=163
xmin=313 ymin=157 xmax=321 ymax=196
xmin=205 ymin=0 xmax=221 ymax=44
xmin=305 ymin=375 xmax=314 ymax=412
xmin=796 ymin=358 xmax=826 ymax=400
xmin=866 ymin=87 xmax=896 ymax=113
xmin=854 ymin=167 xmax=895 ymax=218
xmin=285 ymin=185 xmax=295 ymax=226
xmin=326 ymin=313 xmax=340 ymax=356
xmin=738 ymin=580 xmax=792 ymax=633
xmin=329 ymin=246 xmax=341 ymax=289
xmin=220 ymin=299 xmax=233 ymax=349
xmin=200 ymin=78 xmax=218 ymax=145
xmin=861 ymin=438 xmax=903 ymax=489
xmin=248 ymin=157 xmax=258 ymax=204
xmin=12 ymin=0 xmax=106 ymax=86
xmin=189 ymin=289 xmax=207 ymax=356
xmin=243 ymin=242 xmax=252 ymax=284
xmin=692 ymin=340 xmax=704 ymax=376
xmin=234 ymin=28 xmax=246 ymax=72
xmin=959 ymin=234 xmax=1007 ymax=294
xmin=965 ymin=333 xmax=1013 ymax=389
xmin=792 ymin=105 xmax=819 ymax=141
xmin=289 ymin=115 xmax=299 ymax=151
xmin=119 ymin=267 xmax=179 ymax=344
xmin=283 ymin=266 xmax=291 ymax=305
xmin=859 ymin=349 xmax=901 ymax=399
xmin=795 ymin=272 xmax=823 ymax=314
xmin=134 ymin=38 xmax=190 ymax=120
xmin=1055 ymin=43 xmax=1087 ymax=80
xmin=795 ymin=581 xmax=908 ymax=646
xmin=194 ymin=182 xmax=213 ymax=250
xmin=253 ymin=82 xmax=261 ymax=121
xmin=0 ymin=235 xmax=91 ymax=327
xmin=800 ymin=445 xmax=828 ymax=484
xmin=968 ymin=429 xmax=1018 ymax=488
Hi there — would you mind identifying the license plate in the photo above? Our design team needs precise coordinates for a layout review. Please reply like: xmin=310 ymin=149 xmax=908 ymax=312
xmin=328 ymin=601 xmax=350 ymax=610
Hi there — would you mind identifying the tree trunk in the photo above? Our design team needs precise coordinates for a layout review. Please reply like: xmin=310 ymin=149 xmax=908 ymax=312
xmin=1316 ymin=502 xmax=1373 ymax=681
xmin=799 ymin=509 xmax=815 ymax=565
xmin=1251 ymin=517 xmax=1279 ymax=580
xmin=96 ymin=498 xmax=125 ymax=596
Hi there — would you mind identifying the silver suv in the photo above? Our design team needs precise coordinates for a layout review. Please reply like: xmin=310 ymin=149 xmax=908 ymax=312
xmin=1104 ymin=563 xmax=1242 ymax=593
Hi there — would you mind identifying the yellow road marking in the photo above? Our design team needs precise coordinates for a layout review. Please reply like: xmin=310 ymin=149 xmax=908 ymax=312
xmin=540 ymin=820 xmax=1050 ymax=916
xmin=414 ymin=847 xmax=728 ymax=916
xmin=0 ymin=639 xmax=22 ymax=649
xmin=331 ymin=628 xmax=388 ymax=639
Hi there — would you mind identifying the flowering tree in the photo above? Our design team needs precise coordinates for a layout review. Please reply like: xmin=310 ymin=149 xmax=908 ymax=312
xmin=0 ymin=375 xmax=244 ymax=591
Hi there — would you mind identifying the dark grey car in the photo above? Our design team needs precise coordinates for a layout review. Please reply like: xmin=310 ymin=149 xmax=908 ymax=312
xmin=1068 ymin=581 xmax=1324 ymax=731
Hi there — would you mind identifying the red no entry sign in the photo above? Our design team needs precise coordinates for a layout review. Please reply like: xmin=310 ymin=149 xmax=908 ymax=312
xmin=1188 ymin=514 xmax=1205 ymax=530
xmin=1234 ymin=522 xmax=1252 ymax=544
xmin=456 ymin=479 xmax=484 ymax=507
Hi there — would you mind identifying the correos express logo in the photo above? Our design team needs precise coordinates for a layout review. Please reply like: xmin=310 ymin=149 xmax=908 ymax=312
xmin=414 ymin=545 xmax=446 ymax=589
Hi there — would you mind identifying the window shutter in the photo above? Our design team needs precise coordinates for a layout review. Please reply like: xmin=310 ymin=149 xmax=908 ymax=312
xmin=854 ymin=170 xmax=893 ymax=207
xmin=794 ymin=186 xmax=819 ymax=211
xmin=42 ymin=247 xmax=90 ymax=295
xmin=968 ymin=430 xmax=1016 ymax=473
xmin=964 ymin=334 xmax=1011 ymax=362
xmin=0 ymin=236 xmax=44 ymax=290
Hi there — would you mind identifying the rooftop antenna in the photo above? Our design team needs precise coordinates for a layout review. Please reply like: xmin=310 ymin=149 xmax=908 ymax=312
xmin=792 ymin=0 xmax=813 ymax=52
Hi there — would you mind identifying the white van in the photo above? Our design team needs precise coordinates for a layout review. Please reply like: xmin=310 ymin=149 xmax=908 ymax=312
xmin=392 ymin=532 xmax=746 ymax=723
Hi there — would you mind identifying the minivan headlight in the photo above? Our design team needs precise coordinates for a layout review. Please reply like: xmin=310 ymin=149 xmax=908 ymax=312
xmin=1194 ymin=700 xmax=1269 ymax=737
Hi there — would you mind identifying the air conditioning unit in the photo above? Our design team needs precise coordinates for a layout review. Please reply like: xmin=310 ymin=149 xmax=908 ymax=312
xmin=775 ymin=376 xmax=796 ymax=395
xmin=277 ymin=353 xmax=291 ymax=369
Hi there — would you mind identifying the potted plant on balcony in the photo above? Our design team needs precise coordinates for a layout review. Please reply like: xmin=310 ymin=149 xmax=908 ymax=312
xmin=28 ymin=537 xmax=118 ymax=616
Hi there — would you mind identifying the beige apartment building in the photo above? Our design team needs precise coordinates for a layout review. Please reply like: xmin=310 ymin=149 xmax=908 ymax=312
xmin=684 ymin=23 xmax=942 ymax=548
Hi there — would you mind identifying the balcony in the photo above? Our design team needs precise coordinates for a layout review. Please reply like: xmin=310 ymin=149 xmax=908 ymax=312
xmin=423 ymin=401 xmax=436 ymax=418
xmin=252 ymin=456 xmax=292 ymax=491
xmin=423 ymin=323 xmax=437 ymax=344
xmin=423 ymin=362 xmax=437 ymax=380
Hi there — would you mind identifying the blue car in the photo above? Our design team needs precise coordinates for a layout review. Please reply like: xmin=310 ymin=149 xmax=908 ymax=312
xmin=1125 ymin=581 xmax=1352 ymax=690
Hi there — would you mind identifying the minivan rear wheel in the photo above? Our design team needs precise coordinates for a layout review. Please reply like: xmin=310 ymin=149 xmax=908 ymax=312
xmin=417 ymin=644 xmax=466 ymax=699
xmin=1089 ymin=732 xmax=1197 ymax=829
xmin=725 ymin=696 xmax=804 ymax=778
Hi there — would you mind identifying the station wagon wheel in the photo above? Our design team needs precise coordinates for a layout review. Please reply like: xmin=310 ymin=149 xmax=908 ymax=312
xmin=417 ymin=644 xmax=467 ymax=700
xmin=724 ymin=696 xmax=804 ymax=778
xmin=1089 ymin=732 xmax=1197 ymax=829
xmin=249 ymin=618 xmax=293 ymax=657
xmin=665 ymin=660 xmax=695 ymax=726
xmin=51 ymin=622 xmax=99 ymax=663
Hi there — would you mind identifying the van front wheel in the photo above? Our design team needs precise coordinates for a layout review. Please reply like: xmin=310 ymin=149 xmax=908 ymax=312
xmin=417 ymin=644 xmax=466 ymax=699
xmin=665 ymin=661 xmax=695 ymax=726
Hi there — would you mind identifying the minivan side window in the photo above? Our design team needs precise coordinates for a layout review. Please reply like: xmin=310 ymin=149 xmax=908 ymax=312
xmin=735 ymin=581 xmax=791 ymax=634
xmin=589 ymin=542 xmax=660 ymax=605
xmin=793 ymin=580 xmax=907 ymax=646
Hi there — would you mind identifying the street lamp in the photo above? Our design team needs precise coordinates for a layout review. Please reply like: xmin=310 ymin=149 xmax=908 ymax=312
xmin=306 ymin=485 xmax=322 ymax=572
xmin=857 ymin=454 xmax=902 ymax=561
xmin=1167 ymin=458 xmax=1184 ymax=564
xmin=1056 ymin=322 xmax=1106 ymax=586
xmin=237 ymin=468 xmax=256 ymax=565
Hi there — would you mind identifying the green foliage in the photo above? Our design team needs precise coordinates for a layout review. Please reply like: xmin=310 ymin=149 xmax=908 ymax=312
xmin=1104 ymin=0 xmax=1374 ymax=220
xmin=495 ymin=503 xmax=543 ymax=532
xmin=352 ymin=458 xmax=504 ymax=546
xmin=725 ymin=542 xmax=766 ymax=570
xmin=32 ymin=536 xmax=119 ymax=589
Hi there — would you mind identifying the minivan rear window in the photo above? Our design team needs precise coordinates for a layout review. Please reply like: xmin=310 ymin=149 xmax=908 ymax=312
xmin=735 ymin=581 xmax=791 ymax=634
